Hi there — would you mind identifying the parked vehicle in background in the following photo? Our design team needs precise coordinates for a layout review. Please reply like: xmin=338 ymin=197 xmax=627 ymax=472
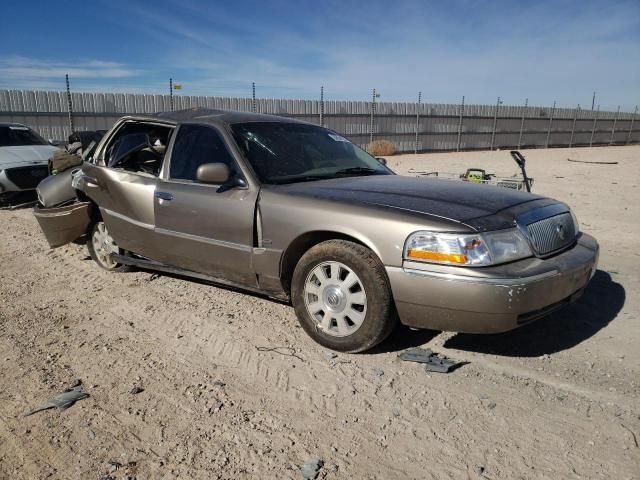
xmin=0 ymin=123 xmax=59 ymax=205
xmin=34 ymin=108 xmax=599 ymax=352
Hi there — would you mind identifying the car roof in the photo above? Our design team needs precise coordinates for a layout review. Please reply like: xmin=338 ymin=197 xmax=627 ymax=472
xmin=130 ymin=107 xmax=311 ymax=127
xmin=0 ymin=122 xmax=30 ymax=128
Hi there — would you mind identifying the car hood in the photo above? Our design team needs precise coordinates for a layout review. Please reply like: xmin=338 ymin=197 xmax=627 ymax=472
xmin=0 ymin=145 xmax=59 ymax=170
xmin=268 ymin=175 xmax=558 ymax=231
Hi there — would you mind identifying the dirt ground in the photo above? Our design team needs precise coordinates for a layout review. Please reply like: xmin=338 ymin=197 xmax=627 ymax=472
xmin=0 ymin=146 xmax=638 ymax=479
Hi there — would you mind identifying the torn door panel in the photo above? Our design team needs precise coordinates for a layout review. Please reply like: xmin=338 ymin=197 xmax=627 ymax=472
xmin=33 ymin=201 xmax=92 ymax=248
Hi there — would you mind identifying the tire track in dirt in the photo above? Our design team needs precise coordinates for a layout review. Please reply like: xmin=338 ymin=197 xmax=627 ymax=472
xmin=3 ymin=209 xmax=640 ymax=479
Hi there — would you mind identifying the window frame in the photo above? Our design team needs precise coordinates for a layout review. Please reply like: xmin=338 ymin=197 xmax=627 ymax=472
xmin=161 ymin=122 xmax=247 ymax=188
xmin=95 ymin=118 xmax=175 ymax=170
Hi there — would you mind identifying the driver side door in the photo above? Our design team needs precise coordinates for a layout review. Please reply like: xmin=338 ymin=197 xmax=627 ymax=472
xmin=151 ymin=123 xmax=258 ymax=285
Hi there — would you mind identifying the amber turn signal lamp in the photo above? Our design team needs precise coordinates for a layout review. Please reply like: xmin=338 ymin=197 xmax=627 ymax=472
xmin=406 ymin=249 xmax=468 ymax=264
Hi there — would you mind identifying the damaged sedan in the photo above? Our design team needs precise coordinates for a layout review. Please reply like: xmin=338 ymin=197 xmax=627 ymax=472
xmin=34 ymin=108 xmax=599 ymax=352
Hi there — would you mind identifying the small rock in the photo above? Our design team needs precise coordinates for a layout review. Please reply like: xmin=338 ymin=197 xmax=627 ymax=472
xmin=372 ymin=368 xmax=385 ymax=377
xmin=475 ymin=465 xmax=485 ymax=476
xmin=300 ymin=457 xmax=324 ymax=479
xmin=208 ymin=400 xmax=224 ymax=414
xmin=325 ymin=352 xmax=338 ymax=359
xmin=130 ymin=386 xmax=144 ymax=395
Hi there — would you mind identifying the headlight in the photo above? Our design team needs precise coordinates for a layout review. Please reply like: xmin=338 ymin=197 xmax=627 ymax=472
xmin=404 ymin=228 xmax=533 ymax=266
xmin=570 ymin=210 xmax=580 ymax=234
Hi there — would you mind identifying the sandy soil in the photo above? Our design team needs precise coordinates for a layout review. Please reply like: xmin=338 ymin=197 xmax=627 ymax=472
xmin=0 ymin=146 xmax=638 ymax=479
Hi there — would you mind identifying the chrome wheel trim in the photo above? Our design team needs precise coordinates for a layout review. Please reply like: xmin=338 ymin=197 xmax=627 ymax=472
xmin=303 ymin=261 xmax=367 ymax=337
xmin=92 ymin=222 xmax=119 ymax=269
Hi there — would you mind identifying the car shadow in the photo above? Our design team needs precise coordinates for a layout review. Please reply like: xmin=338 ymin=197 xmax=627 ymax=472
xmin=442 ymin=270 xmax=624 ymax=357
xmin=370 ymin=324 xmax=440 ymax=354
xmin=0 ymin=191 xmax=38 ymax=210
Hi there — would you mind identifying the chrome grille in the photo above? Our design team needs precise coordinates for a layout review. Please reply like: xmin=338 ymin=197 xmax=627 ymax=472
xmin=5 ymin=165 xmax=48 ymax=189
xmin=526 ymin=212 xmax=576 ymax=255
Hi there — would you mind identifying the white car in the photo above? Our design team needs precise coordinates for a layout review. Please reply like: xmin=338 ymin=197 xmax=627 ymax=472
xmin=0 ymin=123 xmax=59 ymax=204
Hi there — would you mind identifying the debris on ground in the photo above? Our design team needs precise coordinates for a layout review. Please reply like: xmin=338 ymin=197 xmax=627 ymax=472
xmin=24 ymin=385 xmax=89 ymax=416
xmin=256 ymin=345 xmax=305 ymax=362
xmin=300 ymin=457 xmax=324 ymax=479
xmin=567 ymin=158 xmax=618 ymax=165
xmin=207 ymin=400 xmax=224 ymax=414
xmin=146 ymin=273 xmax=161 ymax=282
xmin=398 ymin=347 xmax=463 ymax=373
xmin=130 ymin=386 xmax=145 ymax=395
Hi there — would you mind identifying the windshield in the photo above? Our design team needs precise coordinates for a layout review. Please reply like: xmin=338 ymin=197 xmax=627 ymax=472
xmin=230 ymin=122 xmax=390 ymax=184
xmin=0 ymin=125 xmax=48 ymax=147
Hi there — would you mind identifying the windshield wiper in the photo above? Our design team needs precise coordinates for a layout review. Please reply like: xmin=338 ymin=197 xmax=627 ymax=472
xmin=270 ymin=174 xmax=335 ymax=185
xmin=269 ymin=167 xmax=384 ymax=185
xmin=334 ymin=167 xmax=381 ymax=176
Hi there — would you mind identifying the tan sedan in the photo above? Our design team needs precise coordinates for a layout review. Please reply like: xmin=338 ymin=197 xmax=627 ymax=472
xmin=34 ymin=109 xmax=599 ymax=352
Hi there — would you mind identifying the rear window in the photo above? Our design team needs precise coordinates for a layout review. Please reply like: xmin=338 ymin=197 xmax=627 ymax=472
xmin=0 ymin=125 xmax=48 ymax=147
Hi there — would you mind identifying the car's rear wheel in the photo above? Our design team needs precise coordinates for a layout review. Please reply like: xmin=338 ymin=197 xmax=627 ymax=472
xmin=87 ymin=221 xmax=130 ymax=272
xmin=291 ymin=240 xmax=397 ymax=352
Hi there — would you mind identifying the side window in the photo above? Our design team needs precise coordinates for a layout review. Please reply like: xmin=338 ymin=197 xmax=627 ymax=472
xmin=101 ymin=121 xmax=173 ymax=176
xmin=169 ymin=124 xmax=236 ymax=182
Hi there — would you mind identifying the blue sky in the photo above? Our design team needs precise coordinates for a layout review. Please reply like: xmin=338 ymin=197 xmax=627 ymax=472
xmin=1 ymin=0 xmax=638 ymax=111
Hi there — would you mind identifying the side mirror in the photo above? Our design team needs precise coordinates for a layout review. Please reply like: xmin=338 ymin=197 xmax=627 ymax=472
xmin=376 ymin=157 xmax=387 ymax=166
xmin=196 ymin=163 xmax=231 ymax=184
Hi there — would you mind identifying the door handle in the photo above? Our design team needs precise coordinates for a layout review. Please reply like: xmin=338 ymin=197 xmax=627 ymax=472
xmin=154 ymin=191 xmax=173 ymax=201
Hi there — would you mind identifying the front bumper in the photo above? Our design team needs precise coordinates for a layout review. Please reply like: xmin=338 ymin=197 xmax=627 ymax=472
xmin=386 ymin=233 xmax=599 ymax=333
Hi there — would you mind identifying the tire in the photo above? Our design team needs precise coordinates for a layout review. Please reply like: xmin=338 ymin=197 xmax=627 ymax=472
xmin=291 ymin=240 xmax=397 ymax=353
xmin=86 ymin=221 xmax=131 ymax=272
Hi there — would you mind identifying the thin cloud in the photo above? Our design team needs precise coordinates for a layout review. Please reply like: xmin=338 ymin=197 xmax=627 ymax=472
xmin=0 ymin=56 xmax=140 ymax=79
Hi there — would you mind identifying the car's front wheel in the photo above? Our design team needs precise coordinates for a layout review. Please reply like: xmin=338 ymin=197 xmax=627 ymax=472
xmin=87 ymin=221 xmax=130 ymax=272
xmin=291 ymin=240 xmax=397 ymax=352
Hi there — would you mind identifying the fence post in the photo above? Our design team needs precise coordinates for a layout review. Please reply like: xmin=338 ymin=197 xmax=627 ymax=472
xmin=590 ymin=105 xmax=600 ymax=147
xmin=456 ymin=95 xmax=464 ymax=152
xmin=252 ymin=82 xmax=256 ymax=113
xmin=517 ymin=98 xmax=528 ymax=149
xmin=591 ymin=91 xmax=596 ymax=111
xmin=490 ymin=96 xmax=501 ymax=149
xmin=610 ymin=105 xmax=620 ymax=145
xmin=414 ymin=91 xmax=421 ymax=154
xmin=169 ymin=78 xmax=174 ymax=111
xmin=569 ymin=105 xmax=580 ymax=148
xmin=627 ymin=105 xmax=638 ymax=145
xmin=545 ymin=100 xmax=556 ymax=148
xmin=369 ymin=88 xmax=378 ymax=145
xmin=319 ymin=86 xmax=324 ymax=127
xmin=65 ymin=74 xmax=74 ymax=134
